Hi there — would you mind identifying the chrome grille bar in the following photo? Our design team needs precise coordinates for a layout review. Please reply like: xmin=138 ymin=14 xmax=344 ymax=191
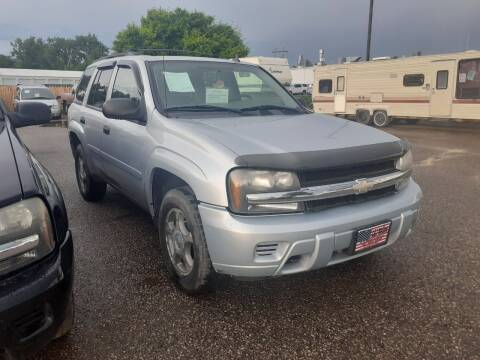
xmin=246 ymin=170 xmax=411 ymax=205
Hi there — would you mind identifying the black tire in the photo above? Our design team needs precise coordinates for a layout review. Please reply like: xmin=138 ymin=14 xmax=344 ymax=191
xmin=74 ymin=144 xmax=106 ymax=202
xmin=158 ymin=187 xmax=216 ymax=295
xmin=355 ymin=110 xmax=371 ymax=125
xmin=372 ymin=110 xmax=391 ymax=127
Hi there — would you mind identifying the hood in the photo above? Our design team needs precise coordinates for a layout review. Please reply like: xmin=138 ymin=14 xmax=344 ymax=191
xmin=182 ymin=113 xmax=407 ymax=170
xmin=0 ymin=122 xmax=23 ymax=207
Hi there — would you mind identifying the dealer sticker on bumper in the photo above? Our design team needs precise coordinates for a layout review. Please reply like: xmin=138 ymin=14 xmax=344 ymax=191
xmin=354 ymin=221 xmax=391 ymax=253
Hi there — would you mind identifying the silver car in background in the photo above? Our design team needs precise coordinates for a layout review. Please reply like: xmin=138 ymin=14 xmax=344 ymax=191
xmin=14 ymin=85 xmax=62 ymax=119
xmin=68 ymin=55 xmax=422 ymax=294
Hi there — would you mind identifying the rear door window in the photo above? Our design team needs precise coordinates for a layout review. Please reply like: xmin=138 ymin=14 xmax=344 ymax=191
xmin=75 ymin=67 xmax=94 ymax=103
xmin=87 ymin=68 xmax=113 ymax=108
xmin=436 ymin=70 xmax=449 ymax=90
xmin=336 ymin=76 xmax=345 ymax=91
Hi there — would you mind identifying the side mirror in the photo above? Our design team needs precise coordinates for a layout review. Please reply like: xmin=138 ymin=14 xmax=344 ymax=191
xmin=9 ymin=102 xmax=51 ymax=128
xmin=56 ymin=95 xmax=61 ymax=100
xmin=102 ymin=98 xmax=144 ymax=121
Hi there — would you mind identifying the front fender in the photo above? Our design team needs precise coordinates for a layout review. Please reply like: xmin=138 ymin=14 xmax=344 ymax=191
xmin=67 ymin=121 xmax=86 ymax=152
xmin=145 ymin=146 xmax=207 ymax=216
xmin=144 ymin=146 xmax=230 ymax=217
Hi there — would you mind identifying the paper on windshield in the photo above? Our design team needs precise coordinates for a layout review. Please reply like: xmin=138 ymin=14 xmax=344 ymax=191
xmin=164 ymin=72 xmax=195 ymax=92
xmin=206 ymin=88 xmax=229 ymax=104
xmin=24 ymin=90 xmax=30 ymax=94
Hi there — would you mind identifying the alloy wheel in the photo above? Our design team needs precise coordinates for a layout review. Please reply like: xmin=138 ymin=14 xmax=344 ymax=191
xmin=164 ymin=208 xmax=195 ymax=276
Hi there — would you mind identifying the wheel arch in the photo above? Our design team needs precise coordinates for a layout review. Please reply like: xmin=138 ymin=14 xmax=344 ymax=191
xmin=69 ymin=131 xmax=81 ymax=154
xmin=151 ymin=168 xmax=196 ymax=221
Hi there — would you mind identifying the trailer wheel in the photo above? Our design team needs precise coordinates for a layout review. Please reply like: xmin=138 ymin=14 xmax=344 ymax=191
xmin=373 ymin=110 xmax=390 ymax=127
xmin=355 ymin=110 xmax=371 ymax=125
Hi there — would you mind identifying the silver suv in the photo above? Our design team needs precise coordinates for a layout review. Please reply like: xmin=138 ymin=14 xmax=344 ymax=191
xmin=68 ymin=55 xmax=422 ymax=294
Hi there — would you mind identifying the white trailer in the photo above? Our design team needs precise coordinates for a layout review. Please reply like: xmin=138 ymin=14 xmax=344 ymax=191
xmin=240 ymin=57 xmax=292 ymax=86
xmin=313 ymin=50 xmax=480 ymax=126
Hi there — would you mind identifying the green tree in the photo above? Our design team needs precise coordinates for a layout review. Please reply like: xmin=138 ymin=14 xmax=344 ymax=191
xmin=72 ymin=34 xmax=109 ymax=69
xmin=0 ymin=55 xmax=14 ymax=67
xmin=10 ymin=34 xmax=108 ymax=70
xmin=113 ymin=8 xmax=249 ymax=58
xmin=11 ymin=37 xmax=49 ymax=69
xmin=46 ymin=37 xmax=78 ymax=70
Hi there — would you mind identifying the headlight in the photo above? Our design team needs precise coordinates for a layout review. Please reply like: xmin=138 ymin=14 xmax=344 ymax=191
xmin=228 ymin=169 xmax=303 ymax=214
xmin=0 ymin=198 xmax=55 ymax=276
xmin=396 ymin=149 xmax=413 ymax=171
xmin=395 ymin=150 xmax=413 ymax=190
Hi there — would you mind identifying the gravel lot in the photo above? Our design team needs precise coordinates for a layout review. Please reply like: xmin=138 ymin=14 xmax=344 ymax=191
xmin=17 ymin=123 xmax=479 ymax=360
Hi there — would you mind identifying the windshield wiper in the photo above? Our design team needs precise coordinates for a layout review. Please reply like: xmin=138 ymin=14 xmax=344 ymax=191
xmin=165 ymin=105 xmax=241 ymax=114
xmin=239 ymin=105 xmax=302 ymax=114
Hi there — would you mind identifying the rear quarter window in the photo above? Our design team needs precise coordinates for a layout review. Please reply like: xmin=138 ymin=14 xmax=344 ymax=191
xmin=403 ymin=74 xmax=424 ymax=87
xmin=318 ymin=79 xmax=333 ymax=93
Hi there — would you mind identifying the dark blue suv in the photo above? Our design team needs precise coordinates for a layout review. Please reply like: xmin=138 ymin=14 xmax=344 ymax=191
xmin=0 ymin=101 xmax=74 ymax=359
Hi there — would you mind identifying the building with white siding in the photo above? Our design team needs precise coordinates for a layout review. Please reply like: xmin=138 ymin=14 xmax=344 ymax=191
xmin=0 ymin=68 xmax=82 ymax=86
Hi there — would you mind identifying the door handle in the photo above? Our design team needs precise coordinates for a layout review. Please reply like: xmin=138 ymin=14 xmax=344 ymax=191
xmin=79 ymin=117 xmax=85 ymax=124
xmin=103 ymin=125 xmax=110 ymax=135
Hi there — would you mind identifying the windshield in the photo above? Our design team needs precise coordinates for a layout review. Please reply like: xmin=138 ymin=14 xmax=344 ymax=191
xmin=21 ymin=88 xmax=55 ymax=100
xmin=148 ymin=60 xmax=304 ymax=118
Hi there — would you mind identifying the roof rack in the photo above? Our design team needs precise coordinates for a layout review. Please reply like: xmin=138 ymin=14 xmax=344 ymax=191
xmin=94 ymin=51 xmax=139 ymax=61
xmin=134 ymin=48 xmax=203 ymax=56
xmin=94 ymin=48 xmax=204 ymax=63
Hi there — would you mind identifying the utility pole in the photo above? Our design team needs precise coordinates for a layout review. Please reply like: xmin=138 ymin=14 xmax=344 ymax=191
xmin=366 ymin=0 xmax=374 ymax=61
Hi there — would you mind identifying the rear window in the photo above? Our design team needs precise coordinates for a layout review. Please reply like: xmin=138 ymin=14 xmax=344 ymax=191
xmin=319 ymin=79 xmax=332 ymax=93
xmin=403 ymin=74 xmax=424 ymax=87
xmin=456 ymin=58 xmax=480 ymax=99
xmin=75 ymin=67 xmax=94 ymax=103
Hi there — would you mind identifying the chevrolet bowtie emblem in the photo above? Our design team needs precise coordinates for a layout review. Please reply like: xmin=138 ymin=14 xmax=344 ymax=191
xmin=352 ymin=179 xmax=371 ymax=194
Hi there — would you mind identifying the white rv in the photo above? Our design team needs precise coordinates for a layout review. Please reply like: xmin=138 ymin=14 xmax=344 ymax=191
xmin=240 ymin=57 xmax=292 ymax=86
xmin=313 ymin=50 xmax=480 ymax=126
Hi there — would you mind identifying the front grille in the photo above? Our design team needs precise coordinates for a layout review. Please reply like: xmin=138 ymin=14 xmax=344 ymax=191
xmin=305 ymin=185 xmax=396 ymax=212
xmin=298 ymin=159 xmax=396 ymax=188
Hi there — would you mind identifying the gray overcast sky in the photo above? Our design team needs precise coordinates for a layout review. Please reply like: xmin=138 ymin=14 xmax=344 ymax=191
xmin=1 ymin=0 xmax=479 ymax=64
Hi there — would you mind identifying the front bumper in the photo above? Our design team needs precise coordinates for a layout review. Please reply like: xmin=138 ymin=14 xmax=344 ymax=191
xmin=0 ymin=230 xmax=73 ymax=359
xmin=199 ymin=179 xmax=422 ymax=278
